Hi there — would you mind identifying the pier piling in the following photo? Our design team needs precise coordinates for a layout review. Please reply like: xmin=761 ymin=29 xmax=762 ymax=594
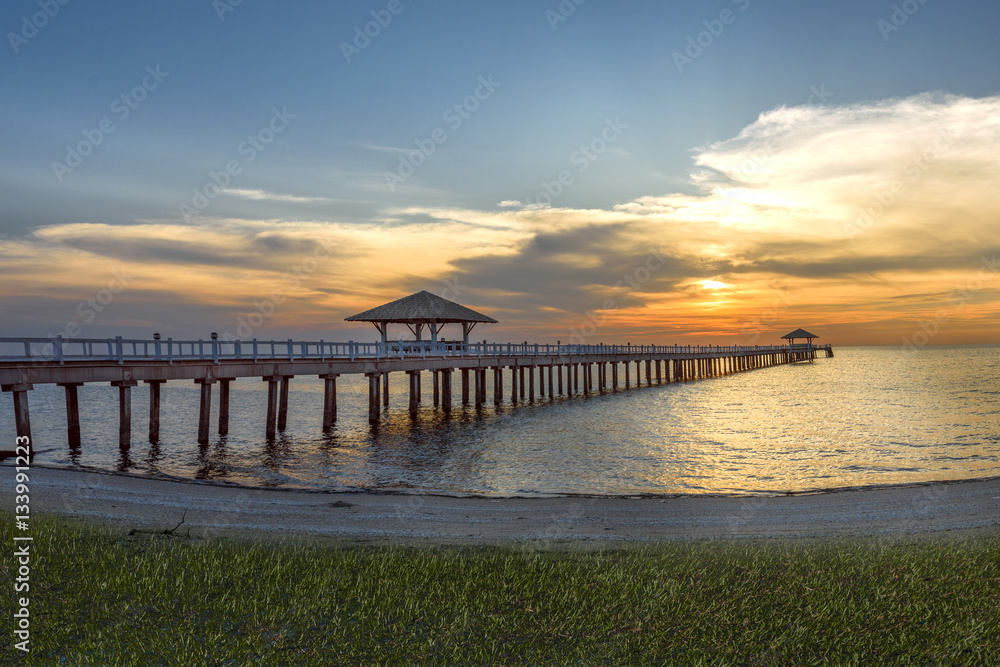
xmin=196 ymin=378 xmax=214 ymax=445
xmin=321 ymin=373 xmax=338 ymax=430
xmin=145 ymin=380 xmax=164 ymax=442
xmin=441 ymin=368 xmax=452 ymax=412
xmin=218 ymin=378 xmax=233 ymax=436
xmin=59 ymin=382 xmax=82 ymax=448
xmin=264 ymin=377 xmax=279 ymax=438
xmin=278 ymin=376 xmax=291 ymax=431
xmin=112 ymin=380 xmax=137 ymax=450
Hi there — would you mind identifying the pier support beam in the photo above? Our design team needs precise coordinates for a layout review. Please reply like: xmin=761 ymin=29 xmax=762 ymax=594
xmin=58 ymin=382 xmax=83 ymax=449
xmin=528 ymin=366 xmax=536 ymax=401
xmin=3 ymin=383 xmax=34 ymax=449
xmin=441 ymin=369 xmax=453 ymax=412
xmin=278 ymin=376 xmax=291 ymax=431
xmin=538 ymin=366 xmax=545 ymax=397
xmin=408 ymin=371 xmax=420 ymax=417
xmin=519 ymin=367 xmax=526 ymax=400
xmin=462 ymin=369 xmax=470 ymax=405
xmin=144 ymin=380 xmax=165 ymax=443
xmin=548 ymin=365 xmax=554 ymax=399
xmin=218 ymin=378 xmax=234 ymax=436
xmin=321 ymin=374 xmax=339 ymax=430
xmin=558 ymin=365 xmax=564 ymax=395
xmin=510 ymin=366 xmax=518 ymax=404
xmin=264 ymin=377 xmax=280 ymax=439
xmin=474 ymin=369 xmax=483 ymax=409
xmin=612 ymin=362 xmax=618 ymax=389
xmin=494 ymin=367 xmax=503 ymax=405
xmin=382 ymin=372 xmax=390 ymax=408
xmin=656 ymin=360 xmax=662 ymax=384
xmin=111 ymin=380 xmax=138 ymax=450
xmin=195 ymin=378 xmax=216 ymax=445
xmin=433 ymin=371 xmax=440 ymax=407
xmin=366 ymin=373 xmax=381 ymax=424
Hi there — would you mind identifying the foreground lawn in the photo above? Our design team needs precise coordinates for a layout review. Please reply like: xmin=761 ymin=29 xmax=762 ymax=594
xmin=2 ymin=513 xmax=998 ymax=665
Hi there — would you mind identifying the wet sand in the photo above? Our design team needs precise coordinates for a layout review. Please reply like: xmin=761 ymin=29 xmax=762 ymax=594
xmin=6 ymin=465 xmax=999 ymax=545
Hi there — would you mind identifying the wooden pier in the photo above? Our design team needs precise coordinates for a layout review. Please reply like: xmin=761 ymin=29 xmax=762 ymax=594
xmin=0 ymin=336 xmax=833 ymax=453
xmin=0 ymin=295 xmax=833 ymax=456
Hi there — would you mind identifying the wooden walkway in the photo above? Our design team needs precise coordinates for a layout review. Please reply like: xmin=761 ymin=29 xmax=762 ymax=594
xmin=0 ymin=337 xmax=834 ymax=452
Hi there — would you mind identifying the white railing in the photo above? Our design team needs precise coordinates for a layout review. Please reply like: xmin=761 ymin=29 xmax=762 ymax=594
xmin=0 ymin=336 xmax=793 ymax=366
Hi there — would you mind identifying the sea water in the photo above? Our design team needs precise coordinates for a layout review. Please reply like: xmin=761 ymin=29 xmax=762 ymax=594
xmin=2 ymin=346 xmax=998 ymax=496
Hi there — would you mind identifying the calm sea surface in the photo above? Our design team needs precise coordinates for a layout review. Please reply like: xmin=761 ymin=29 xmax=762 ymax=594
xmin=3 ymin=346 xmax=999 ymax=497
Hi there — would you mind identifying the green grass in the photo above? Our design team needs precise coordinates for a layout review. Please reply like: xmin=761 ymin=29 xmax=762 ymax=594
xmin=2 ymin=513 xmax=998 ymax=665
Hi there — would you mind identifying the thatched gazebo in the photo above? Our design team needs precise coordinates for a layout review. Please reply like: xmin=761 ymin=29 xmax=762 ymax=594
xmin=345 ymin=290 xmax=497 ymax=347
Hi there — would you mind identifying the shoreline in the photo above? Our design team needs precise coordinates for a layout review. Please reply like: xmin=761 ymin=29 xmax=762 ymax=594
xmin=10 ymin=462 xmax=1000 ymax=500
xmin=4 ymin=464 xmax=999 ymax=544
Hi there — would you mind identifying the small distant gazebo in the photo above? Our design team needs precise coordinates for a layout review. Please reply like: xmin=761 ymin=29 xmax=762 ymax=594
xmin=781 ymin=328 xmax=820 ymax=347
xmin=345 ymin=290 xmax=498 ymax=347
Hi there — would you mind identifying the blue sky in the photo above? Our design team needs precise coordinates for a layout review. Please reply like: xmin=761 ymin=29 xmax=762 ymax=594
xmin=2 ymin=0 xmax=1000 ymax=344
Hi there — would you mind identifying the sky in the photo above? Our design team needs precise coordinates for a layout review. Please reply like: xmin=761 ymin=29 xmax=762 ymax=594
xmin=2 ymin=0 xmax=999 ymax=347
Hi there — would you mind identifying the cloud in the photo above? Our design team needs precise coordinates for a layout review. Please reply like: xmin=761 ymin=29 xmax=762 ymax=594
xmin=221 ymin=188 xmax=339 ymax=204
xmin=4 ymin=93 xmax=1000 ymax=343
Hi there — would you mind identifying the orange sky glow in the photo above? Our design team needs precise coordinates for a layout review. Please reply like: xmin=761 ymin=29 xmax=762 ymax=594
xmin=3 ymin=94 xmax=999 ymax=347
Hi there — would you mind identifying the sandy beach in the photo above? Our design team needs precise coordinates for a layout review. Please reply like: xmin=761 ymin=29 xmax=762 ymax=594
xmin=4 ymin=465 xmax=998 ymax=544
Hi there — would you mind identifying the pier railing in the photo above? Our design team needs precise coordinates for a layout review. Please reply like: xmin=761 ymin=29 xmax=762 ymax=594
xmin=0 ymin=336 xmax=793 ymax=366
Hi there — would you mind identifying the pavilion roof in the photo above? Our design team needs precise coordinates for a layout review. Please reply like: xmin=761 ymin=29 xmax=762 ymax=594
xmin=781 ymin=328 xmax=820 ymax=340
xmin=345 ymin=291 xmax=498 ymax=324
